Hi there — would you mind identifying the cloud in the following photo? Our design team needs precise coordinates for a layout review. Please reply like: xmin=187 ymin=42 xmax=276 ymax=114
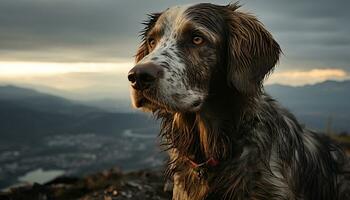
xmin=0 ymin=62 xmax=133 ymax=99
xmin=0 ymin=0 xmax=349 ymax=73
xmin=0 ymin=62 xmax=131 ymax=77
xmin=266 ymin=68 xmax=349 ymax=86
xmin=2 ymin=61 xmax=348 ymax=100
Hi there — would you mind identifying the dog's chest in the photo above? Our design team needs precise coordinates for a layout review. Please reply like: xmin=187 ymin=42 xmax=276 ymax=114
xmin=172 ymin=167 xmax=211 ymax=200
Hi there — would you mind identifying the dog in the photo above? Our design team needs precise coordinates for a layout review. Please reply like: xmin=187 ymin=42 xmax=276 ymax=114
xmin=127 ymin=3 xmax=346 ymax=200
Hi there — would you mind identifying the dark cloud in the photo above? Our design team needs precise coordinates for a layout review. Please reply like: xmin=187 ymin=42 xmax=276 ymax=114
xmin=0 ymin=0 xmax=349 ymax=71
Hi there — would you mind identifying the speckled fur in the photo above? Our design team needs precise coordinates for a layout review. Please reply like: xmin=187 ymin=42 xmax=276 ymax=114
xmin=131 ymin=2 xmax=346 ymax=200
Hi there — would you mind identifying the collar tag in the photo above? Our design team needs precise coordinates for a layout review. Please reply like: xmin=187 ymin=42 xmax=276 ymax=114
xmin=186 ymin=157 xmax=220 ymax=179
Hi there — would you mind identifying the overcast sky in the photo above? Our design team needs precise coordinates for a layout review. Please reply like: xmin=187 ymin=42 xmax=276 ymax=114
xmin=0 ymin=0 xmax=349 ymax=97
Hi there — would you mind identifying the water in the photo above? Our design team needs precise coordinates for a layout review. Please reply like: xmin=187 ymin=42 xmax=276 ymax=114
xmin=0 ymin=128 xmax=164 ymax=189
xmin=18 ymin=168 xmax=65 ymax=184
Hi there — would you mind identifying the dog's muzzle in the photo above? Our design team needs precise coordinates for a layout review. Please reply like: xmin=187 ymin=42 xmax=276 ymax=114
xmin=128 ymin=62 xmax=163 ymax=91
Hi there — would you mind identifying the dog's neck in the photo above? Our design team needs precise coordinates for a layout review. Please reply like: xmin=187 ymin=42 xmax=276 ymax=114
xmin=163 ymin=88 xmax=252 ymax=163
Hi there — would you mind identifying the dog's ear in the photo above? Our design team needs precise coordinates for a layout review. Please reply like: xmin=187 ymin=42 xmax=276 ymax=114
xmin=135 ymin=12 xmax=162 ymax=63
xmin=225 ymin=3 xmax=281 ymax=95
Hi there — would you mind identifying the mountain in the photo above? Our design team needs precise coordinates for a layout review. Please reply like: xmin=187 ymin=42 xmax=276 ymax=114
xmin=0 ymin=84 xmax=132 ymax=112
xmin=1 ymin=80 xmax=349 ymax=140
xmin=266 ymin=80 xmax=350 ymax=132
xmin=0 ymin=85 xmax=99 ymax=116
xmin=0 ymin=85 xmax=157 ymax=142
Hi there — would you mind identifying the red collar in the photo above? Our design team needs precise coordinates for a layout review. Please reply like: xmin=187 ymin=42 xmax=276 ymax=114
xmin=185 ymin=157 xmax=220 ymax=179
xmin=186 ymin=157 xmax=220 ymax=169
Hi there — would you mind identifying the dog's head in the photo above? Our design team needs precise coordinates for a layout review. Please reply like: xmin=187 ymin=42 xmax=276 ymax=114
xmin=128 ymin=3 xmax=281 ymax=113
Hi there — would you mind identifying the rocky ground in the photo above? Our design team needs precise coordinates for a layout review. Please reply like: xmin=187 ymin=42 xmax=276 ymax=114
xmin=2 ymin=165 xmax=350 ymax=200
xmin=1 ymin=135 xmax=350 ymax=200
xmin=0 ymin=168 xmax=171 ymax=200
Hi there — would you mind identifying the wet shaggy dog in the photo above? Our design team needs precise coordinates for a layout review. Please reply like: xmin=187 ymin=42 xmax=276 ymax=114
xmin=127 ymin=3 xmax=346 ymax=200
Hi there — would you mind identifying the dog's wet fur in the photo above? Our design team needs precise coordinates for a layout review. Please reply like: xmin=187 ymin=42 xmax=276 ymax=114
xmin=128 ymin=3 xmax=346 ymax=200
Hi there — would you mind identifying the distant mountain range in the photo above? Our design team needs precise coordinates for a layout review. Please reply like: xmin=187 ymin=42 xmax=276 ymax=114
xmin=0 ymin=80 xmax=349 ymax=140
xmin=0 ymin=85 xmax=157 ymax=143
xmin=266 ymin=80 xmax=350 ymax=132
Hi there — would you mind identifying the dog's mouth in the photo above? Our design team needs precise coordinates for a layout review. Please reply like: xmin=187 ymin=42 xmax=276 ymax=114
xmin=134 ymin=95 xmax=161 ymax=110
xmin=130 ymin=88 xmax=204 ymax=113
xmin=132 ymin=95 xmax=147 ymax=108
xmin=131 ymin=88 xmax=168 ymax=111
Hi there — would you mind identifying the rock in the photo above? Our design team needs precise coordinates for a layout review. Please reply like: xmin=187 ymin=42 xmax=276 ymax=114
xmin=0 ymin=168 xmax=171 ymax=200
xmin=126 ymin=181 xmax=143 ymax=190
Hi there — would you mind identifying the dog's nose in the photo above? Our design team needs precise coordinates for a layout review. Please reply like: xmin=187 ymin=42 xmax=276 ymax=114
xmin=128 ymin=62 xmax=163 ymax=90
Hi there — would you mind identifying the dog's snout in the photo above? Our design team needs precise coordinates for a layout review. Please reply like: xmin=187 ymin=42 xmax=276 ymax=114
xmin=128 ymin=62 xmax=163 ymax=90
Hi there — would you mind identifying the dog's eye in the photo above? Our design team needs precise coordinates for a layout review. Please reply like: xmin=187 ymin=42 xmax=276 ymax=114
xmin=148 ymin=38 xmax=156 ymax=49
xmin=192 ymin=36 xmax=204 ymax=45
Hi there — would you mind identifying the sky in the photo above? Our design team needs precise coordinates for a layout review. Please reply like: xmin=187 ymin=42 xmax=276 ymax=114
xmin=0 ymin=0 xmax=349 ymax=99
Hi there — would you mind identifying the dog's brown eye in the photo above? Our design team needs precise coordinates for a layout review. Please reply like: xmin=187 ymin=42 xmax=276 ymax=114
xmin=148 ymin=38 xmax=156 ymax=49
xmin=192 ymin=36 xmax=204 ymax=45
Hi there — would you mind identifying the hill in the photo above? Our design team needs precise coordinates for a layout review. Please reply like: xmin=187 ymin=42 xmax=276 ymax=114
xmin=0 ymin=85 xmax=157 ymax=142
xmin=266 ymin=80 xmax=350 ymax=132
xmin=1 ymin=80 xmax=349 ymax=134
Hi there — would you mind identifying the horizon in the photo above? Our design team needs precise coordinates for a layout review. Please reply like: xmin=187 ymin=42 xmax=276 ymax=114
xmin=1 ymin=78 xmax=349 ymax=104
xmin=0 ymin=0 xmax=349 ymax=99
xmin=0 ymin=62 xmax=349 ymax=101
